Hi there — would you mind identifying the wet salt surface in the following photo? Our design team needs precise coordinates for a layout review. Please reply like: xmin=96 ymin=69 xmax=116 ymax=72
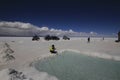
xmin=34 ymin=51 xmax=120 ymax=80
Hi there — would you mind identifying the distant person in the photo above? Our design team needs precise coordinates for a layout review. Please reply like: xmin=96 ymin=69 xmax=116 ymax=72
xmin=115 ymin=31 xmax=120 ymax=42
xmin=118 ymin=31 xmax=120 ymax=41
xmin=103 ymin=37 xmax=104 ymax=40
xmin=88 ymin=37 xmax=90 ymax=43
xmin=49 ymin=44 xmax=58 ymax=54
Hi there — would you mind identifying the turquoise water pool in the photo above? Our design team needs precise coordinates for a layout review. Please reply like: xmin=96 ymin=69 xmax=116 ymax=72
xmin=34 ymin=51 xmax=120 ymax=80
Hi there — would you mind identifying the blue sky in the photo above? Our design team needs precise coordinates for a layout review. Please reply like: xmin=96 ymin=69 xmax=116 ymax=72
xmin=0 ymin=0 xmax=120 ymax=35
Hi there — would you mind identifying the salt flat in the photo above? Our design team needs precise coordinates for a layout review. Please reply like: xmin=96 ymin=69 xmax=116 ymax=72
xmin=0 ymin=37 xmax=120 ymax=80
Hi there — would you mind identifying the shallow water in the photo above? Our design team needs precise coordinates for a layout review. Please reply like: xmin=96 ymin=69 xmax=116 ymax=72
xmin=34 ymin=51 xmax=120 ymax=80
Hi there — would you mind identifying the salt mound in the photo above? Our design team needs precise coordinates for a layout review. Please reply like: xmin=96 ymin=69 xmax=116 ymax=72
xmin=0 ymin=67 xmax=58 ymax=80
xmin=0 ymin=68 xmax=32 ymax=80
xmin=0 ymin=42 xmax=15 ymax=64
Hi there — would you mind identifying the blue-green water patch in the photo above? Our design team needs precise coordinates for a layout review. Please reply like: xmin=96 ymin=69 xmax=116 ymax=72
xmin=34 ymin=51 xmax=120 ymax=80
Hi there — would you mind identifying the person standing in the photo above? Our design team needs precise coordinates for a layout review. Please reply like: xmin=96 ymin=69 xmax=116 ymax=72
xmin=88 ymin=37 xmax=90 ymax=43
xmin=103 ymin=37 xmax=104 ymax=40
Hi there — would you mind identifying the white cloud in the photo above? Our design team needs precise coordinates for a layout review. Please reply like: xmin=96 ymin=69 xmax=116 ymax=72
xmin=90 ymin=31 xmax=98 ymax=35
xmin=69 ymin=29 xmax=74 ymax=33
xmin=0 ymin=21 xmax=38 ymax=36
xmin=40 ymin=27 xmax=49 ymax=31
xmin=0 ymin=21 xmax=99 ymax=37
xmin=50 ymin=28 xmax=56 ymax=32
xmin=0 ymin=21 xmax=35 ymax=29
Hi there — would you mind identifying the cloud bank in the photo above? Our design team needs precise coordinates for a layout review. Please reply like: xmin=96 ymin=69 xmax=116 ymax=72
xmin=0 ymin=21 xmax=99 ymax=37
